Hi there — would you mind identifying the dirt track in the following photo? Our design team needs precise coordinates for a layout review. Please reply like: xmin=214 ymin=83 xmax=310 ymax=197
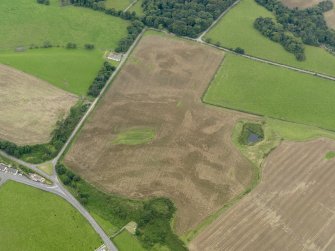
xmin=65 ymin=34 xmax=254 ymax=234
xmin=0 ymin=64 xmax=77 ymax=145
xmin=190 ymin=138 xmax=335 ymax=251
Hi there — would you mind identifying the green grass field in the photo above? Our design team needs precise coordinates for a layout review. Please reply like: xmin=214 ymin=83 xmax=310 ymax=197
xmin=0 ymin=0 xmax=129 ymax=95
xmin=114 ymin=231 xmax=146 ymax=251
xmin=129 ymin=0 xmax=144 ymax=16
xmin=204 ymin=0 xmax=335 ymax=77
xmin=105 ymin=0 xmax=134 ymax=10
xmin=0 ymin=48 xmax=104 ymax=96
xmin=204 ymin=54 xmax=335 ymax=131
xmin=112 ymin=128 xmax=156 ymax=145
xmin=0 ymin=181 xmax=102 ymax=251
xmin=0 ymin=0 xmax=129 ymax=51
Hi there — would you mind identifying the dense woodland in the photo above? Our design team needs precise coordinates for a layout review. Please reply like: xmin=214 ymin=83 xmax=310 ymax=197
xmin=254 ymin=17 xmax=305 ymax=60
xmin=255 ymin=0 xmax=335 ymax=52
xmin=141 ymin=0 xmax=236 ymax=37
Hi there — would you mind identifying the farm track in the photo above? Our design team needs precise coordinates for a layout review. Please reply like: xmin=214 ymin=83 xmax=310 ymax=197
xmin=190 ymin=138 xmax=335 ymax=250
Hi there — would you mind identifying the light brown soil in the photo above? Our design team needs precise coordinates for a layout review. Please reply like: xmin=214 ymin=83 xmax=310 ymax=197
xmin=0 ymin=64 xmax=77 ymax=145
xmin=190 ymin=138 xmax=335 ymax=251
xmin=325 ymin=7 xmax=335 ymax=29
xmin=280 ymin=0 xmax=320 ymax=9
xmin=65 ymin=34 xmax=254 ymax=234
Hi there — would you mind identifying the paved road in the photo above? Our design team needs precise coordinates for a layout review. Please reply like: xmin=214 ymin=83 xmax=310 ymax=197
xmin=0 ymin=30 xmax=145 ymax=251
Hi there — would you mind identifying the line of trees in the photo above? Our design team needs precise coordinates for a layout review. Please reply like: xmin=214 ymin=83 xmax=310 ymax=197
xmin=142 ymin=0 xmax=236 ymax=37
xmin=56 ymin=163 xmax=187 ymax=250
xmin=255 ymin=0 xmax=335 ymax=50
xmin=87 ymin=62 xmax=115 ymax=97
xmin=0 ymin=103 xmax=89 ymax=163
xmin=254 ymin=17 xmax=305 ymax=60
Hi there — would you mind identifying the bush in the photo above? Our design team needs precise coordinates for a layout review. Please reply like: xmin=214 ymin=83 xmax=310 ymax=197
xmin=66 ymin=42 xmax=77 ymax=49
xmin=37 ymin=0 xmax=50 ymax=5
xmin=84 ymin=44 xmax=95 ymax=50
xmin=234 ymin=47 xmax=245 ymax=54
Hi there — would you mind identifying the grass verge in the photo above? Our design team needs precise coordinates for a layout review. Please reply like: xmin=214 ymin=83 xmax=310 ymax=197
xmin=0 ymin=0 xmax=129 ymax=51
xmin=113 ymin=230 xmax=146 ymax=251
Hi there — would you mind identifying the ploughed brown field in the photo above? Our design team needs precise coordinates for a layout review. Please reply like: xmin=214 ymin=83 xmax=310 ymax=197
xmin=190 ymin=138 xmax=335 ymax=251
xmin=0 ymin=64 xmax=77 ymax=145
xmin=65 ymin=34 xmax=254 ymax=234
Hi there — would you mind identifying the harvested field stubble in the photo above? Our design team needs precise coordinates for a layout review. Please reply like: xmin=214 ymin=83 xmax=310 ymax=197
xmin=0 ymin=64 xmax=77 ymax=145
xmin=190 ymin=138 xmax=335 ymax=251
xmin=65 ymin=34 xmax=254 ymax=234
xmin=280 ymin=0 xmax=320 ymax=8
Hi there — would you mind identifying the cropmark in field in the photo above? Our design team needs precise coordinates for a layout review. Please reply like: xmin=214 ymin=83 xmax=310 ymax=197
xmin=65 ymin=33 xmax=254 ymax=235
xmin=190 ymin=138 xmax=335 ymax=250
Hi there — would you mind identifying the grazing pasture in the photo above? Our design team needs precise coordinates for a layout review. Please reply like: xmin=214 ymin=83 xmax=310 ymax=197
xmin=190 ymin=138 xmax=335 ymax=250
xmin=204 ymin=0 xmax=335 ymax=77
xmin=65 ymin=34 xmax=254 ymax=234
xmin=0 ymin=48 xmax=104 ymax=96
xmin=204 ymin=54 xmax=335 ymax=131
xmin=0 ymin=0 xmax=128 ymax=51
xmin=0 ymin=64 xmax=77 ymax=145
xmin=0 ymin=0 xmax=129 ymax=95
xmin=0 ymin=181 xmax=102 ymax=251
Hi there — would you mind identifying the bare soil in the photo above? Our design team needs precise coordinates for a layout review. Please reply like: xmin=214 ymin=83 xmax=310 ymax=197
xmin=280 ymin=0 xmax=320 ymax=8
xmin=325 ymin=6 xmax=335 ymax=29
xmin=0 ymin=64 xmax=77 ymax=145
xmin=190 ymin=138 xmax=335 ymax=250
xmin=65 ymin=34 xmax=254 ymax=234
